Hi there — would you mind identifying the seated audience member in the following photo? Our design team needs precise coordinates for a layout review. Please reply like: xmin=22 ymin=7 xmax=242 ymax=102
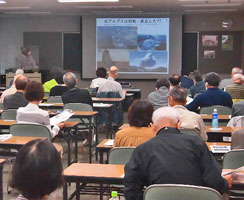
xmin=4 ymin=76 xmax=28 ymax=110
xmin=190 ymin=71 xmax=206 ymax=98
xmin=9 ymin=69 xmax=24 ymax=87
xmin=10 ymin=139 xmax=63 ymax=200
xmin=0 ymin=74 xmax=23 ymax=103
xmin=62 ymin=72 xmax=93 ymax=106
xmin=186 ymin=72 xmax=233 ymax=112
xmin=180 ymin=71 xmax=193 ymax=89
xmin=49 ymin=70 xmax=69 ymax=96
xmin=168 ymin=74 xmax=181 ymax=89
xmin=219 ymin=67 xmax=243 ymax=90
xmin=90 ymin=67 xmax=107 ymax=89
xmin=17 ymin=81 xmax=64 ymax=138
xmin=232 ymin=100 xmax=244 ymax=117
xmin=169 ymin=86 xmax=207 ymax=141
xmin=124 ymin=107 xmax=232 ymax=200
xmin=225 ymin=73 xmax=244 ymax=100
xmin=147 ymin=78 xmax=170 ymax=110
xmin=114 ymin=100 xmax=155 ymax=147
xmin=97 ymin=66 xmax=125 ymax=99
xmin=43 ymin=67 xmax=62 ymax=93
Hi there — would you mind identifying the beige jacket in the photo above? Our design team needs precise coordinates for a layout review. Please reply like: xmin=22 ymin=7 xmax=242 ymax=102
xmin=174 ymin=105 xmax=208 ymax=141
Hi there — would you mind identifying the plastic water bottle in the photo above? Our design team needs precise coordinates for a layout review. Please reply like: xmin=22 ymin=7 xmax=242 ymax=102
xmin=212 ymin=108 xmax=218 ymax=128
xmin=109 ymin=191 xmax=119 ymax=200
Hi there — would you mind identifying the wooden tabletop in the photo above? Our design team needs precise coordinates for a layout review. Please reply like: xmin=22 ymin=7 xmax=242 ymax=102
xmin=0 ymin=136 xmax=46 ymax=145
xmin=0 ymin=159 xmax=5 ymax=165
xmin=64 ymin=163 xmax=124 ymax=178
xmin=0 ymin=120 xmax=16 ymax=126
xmin=92 ymin=97 xmax=123 ymax=102
xmin=63 ymin=121 xmax=80 ymax=128
xmin=201 ymin=114 xmax=231 ymax=120
xmin=96 ymin=139 xmax=113 ymax=149
xmin=206 ymin=142 xmax=231 ymax=150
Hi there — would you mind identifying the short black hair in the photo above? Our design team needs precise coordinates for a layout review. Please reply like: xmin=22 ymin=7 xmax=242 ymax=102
xmin=169 ymin=74 xmax=181 ymax=86
xmin=156 ymin=78 xmax=170 ymax=89
xmin=96 ymin=68 xmax=107 ymax=78
xmin=15 ymin=76 xmax=28 ymax=90
xmin=128 ymin=99 xmax=154 ymax=127
xmin=169 ymin=86 xmax=187 ymax=103
xmin=205 ymin=72 xmax=220 ymax=87
xmin=192 ymin=71 xmax=203 ymax=82
xmin=10 ymin=139 xmax=63 ymax=199
xmin=25 ymin=81 xmax=44 ymax=101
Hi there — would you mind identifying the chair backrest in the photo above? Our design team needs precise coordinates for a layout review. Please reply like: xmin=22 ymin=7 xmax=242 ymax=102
xmin=232 ymin=130 xmax=244 ymax=149
xmin=227 ymin=116 xmax=244 ymax=127
xmin=10 ymin=123 xmax=51 ymax=141
xmin=108 ymin=147 xmax=135 ymax=165
xmin=143 ymin=184 xmax=222 ymax=200
xmin=47 ymin=96 xmax=63 ymax=103
xmin=2 ymin=109 xmax=17 ymax=120
xmin=223 ymin=149 xmax=244 ymax=169
xmin=97 ymin=91 xmax=121 ymax=98
xmin=200 ymin=105 xmax=232 ymax=115
xmin=64 ymin=103 xmax=93 ymax=111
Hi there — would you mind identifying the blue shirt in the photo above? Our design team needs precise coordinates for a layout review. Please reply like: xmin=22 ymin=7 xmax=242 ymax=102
xmin=186 ymin=88 xmax=233 ymax=112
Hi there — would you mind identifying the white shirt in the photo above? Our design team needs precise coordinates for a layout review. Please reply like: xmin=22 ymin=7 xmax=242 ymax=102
xmin=0 ymin=85 xmax=17 ymax=103
xmin=17 ymin=103 xmax=60 ymax=138
xmin=90 ymin=77 xmax=107 ymax=89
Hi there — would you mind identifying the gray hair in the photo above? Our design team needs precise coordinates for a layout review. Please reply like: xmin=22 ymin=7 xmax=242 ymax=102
xmin=15 ymin=69 xmax=24 ymax=75
xmin=233 ymin=73 xmax=244 ymax=82
xmin=63 ymin=72 xmax=77 ymax=88
xmin=152 ymin=106 xmax=180 ymax=126
xmin=169 ymin=86 xmax=187 ymax=103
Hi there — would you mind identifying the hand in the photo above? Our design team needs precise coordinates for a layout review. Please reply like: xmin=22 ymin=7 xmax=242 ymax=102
xmin=223 ymin=174 xmax=232 ymax=188
xmin=58 ymin=123 xmax=64 ymax=129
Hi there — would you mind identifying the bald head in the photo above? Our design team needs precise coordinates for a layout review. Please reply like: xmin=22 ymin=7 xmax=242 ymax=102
xmin=63 ymin=72 xmax=77 ymax=88
xmin=109 ymin=66 xmax=118 ymax=79
xmin=15 ymin=76 xmax=28 ymax=91
xmin=151 ymin=106 xmax=181 ymax=133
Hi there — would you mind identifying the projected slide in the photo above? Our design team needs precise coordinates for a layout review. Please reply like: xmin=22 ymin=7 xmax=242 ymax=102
xmin=96 ymin=18 xmax=170 ymax=74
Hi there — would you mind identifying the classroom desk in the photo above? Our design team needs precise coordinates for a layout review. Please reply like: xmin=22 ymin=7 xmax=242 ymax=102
xmin=201 ymin=114 xmax=231 ymax=121
xmin=63 ymin=163 xmax=124 ymax=200
xmin=0 ymin=159 xmax=5 ymax=200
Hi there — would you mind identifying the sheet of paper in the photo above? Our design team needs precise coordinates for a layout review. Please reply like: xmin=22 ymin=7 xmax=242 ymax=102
xmin=222 ymin=166 xmax=244 ymax=176
xmin=50 ymin=110 xmax=73 ymax=126
xmin=210 ymin=145 xmax=231 ymax=153
xmin=93 ymin=103 xmax=109 ymax=107
xmin=39 ymin=103 xmax=54 ymax=107
xmin=104 ymin=139 xmax=114 ymax=146
xmin=0 ymin=134 xmax=12 ymax=141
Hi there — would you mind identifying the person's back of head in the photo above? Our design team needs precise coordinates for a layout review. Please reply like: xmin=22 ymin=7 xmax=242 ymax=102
xmin=109 ymin=66 xmax=118 ymax=79
xmin=15 ymin=76 xmax=28 ymax=91
xmin=63 ymin=72 xmax=77 ymax=88
xmin=231 ymin=67 xmax=243 ymax=77
xmin=151 ymin=106 xmax=180 ymax=132
xmin=10 ymin=139 xmax=63 ymax=200
xmin=128 ymin=99 xmax=154 ymax=127
xmin=169 ymin=74 xmax=181 ymax=86
xmin=25 ymin=81 xmax=44 ymax=102
xmin=169 ymin=86 xmax=187 ymax=106
xmin=192 ymin=71 xmax=203 ymax=82
xmin=232 ymin=73 xmax=244 ymax=84
xmin=205 ymin=72 xmax=220 ymax=87
xmin=156 ymin=78 xmax=170 ymax=90
xmin=15 ymin=69 xmax=24 ymax=75
xmin=96 ymin=67 xmax=107 ymax=78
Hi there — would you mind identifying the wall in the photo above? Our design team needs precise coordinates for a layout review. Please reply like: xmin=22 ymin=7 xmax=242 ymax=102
xmin=0 ymin=15 xmax=80 ymax=73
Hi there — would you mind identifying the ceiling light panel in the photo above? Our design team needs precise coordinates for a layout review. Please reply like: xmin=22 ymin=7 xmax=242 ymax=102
xmin=58 ymin=0 xmax=119 ymax=2
xmin=0 ymin=0 xmax=6 ymax=3
xmin=182 ymin=3 xmax=242 ymax=6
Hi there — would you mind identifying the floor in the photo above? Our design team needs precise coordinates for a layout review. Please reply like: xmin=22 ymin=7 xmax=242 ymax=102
xmin=2 ymin=128 xmax=119 ymax=200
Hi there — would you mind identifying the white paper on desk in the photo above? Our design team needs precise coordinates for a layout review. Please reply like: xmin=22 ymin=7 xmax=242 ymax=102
xmin=93 ymin=103 xmax=109 ymax=107
xmin=0 ymin=134 xmax=12 ymax=141
xmin=210 ymin=145 xmax=231 ymax=153
xmin=50 ymin=110 xmax=73 ymax=126
xmin=222 ymin=166 xmax=244 ymax=176
xmin=39 ymin=103 xmax=53 ymax=107
xmin=104 ymin=139 xmax=114 ymax=146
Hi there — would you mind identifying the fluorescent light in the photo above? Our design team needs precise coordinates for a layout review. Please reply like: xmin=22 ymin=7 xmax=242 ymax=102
xmin=92 ymin=10 xmax=141 ymax=14
xmin=182 ymin=3 xmax=242 ymax=7
xmin=0 ymin=7 xmax=30 ymax=10
xmin=76 ymin=5 xmax=132 ymax=9
xmin=3 ymin=11 xmax=52 ymax=14
xmin=185 ymin=8 xmax=238 ymax=12
xmin=0 ymin=0 xmax=6 ymax=3
xmin=58 ymin=0 xmax=119 ymax=2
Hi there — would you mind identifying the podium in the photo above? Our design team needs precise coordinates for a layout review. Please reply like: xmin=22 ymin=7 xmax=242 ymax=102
xmin=6 ymin=72 xmax=42 ymax=86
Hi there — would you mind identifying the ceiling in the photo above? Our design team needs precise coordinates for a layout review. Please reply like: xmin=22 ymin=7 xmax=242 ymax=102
xmin=0 ymin=0 xmax=244 ymax=15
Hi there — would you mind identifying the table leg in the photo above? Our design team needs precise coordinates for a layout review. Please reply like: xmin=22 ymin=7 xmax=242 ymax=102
xmin=74 ymin=127 xmax=78 ymax=163
xmin=76 ymin=182 xmax=80 ymax=200
xmin=0 ymin=164 xmax=3 ymax=200
xmin=63 ymin=182 xmax=68 ymax=200
xmin=67 ymin=136 xmax=71 ymax=166
xmin=95 ymin=116 xmax=98 ymax=161
xmin=88 ymin=117 xmax=92 ymax=163
xmin=99 ymin=150 xmax=104 ymax=164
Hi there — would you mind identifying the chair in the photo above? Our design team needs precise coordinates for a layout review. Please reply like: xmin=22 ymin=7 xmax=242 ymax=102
xmin=200 ymin=105 xmax=232 ymax=115
xmin=232 ymin=130 xmax=244 ymax=149
xmin=1 ymin=109 xmax=17 ymax=120
xmin=47 ymin=96 xmax=63 ymax=103
xmin=108 ymin=147 xmax=135 ymax=165
xmin=143 ymin=184 xmax=222 ymax=200
xmin=227 ymin=116 xmax=244 ymax=127
xmin=10 ymin=123 xmax=51 ymax=140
